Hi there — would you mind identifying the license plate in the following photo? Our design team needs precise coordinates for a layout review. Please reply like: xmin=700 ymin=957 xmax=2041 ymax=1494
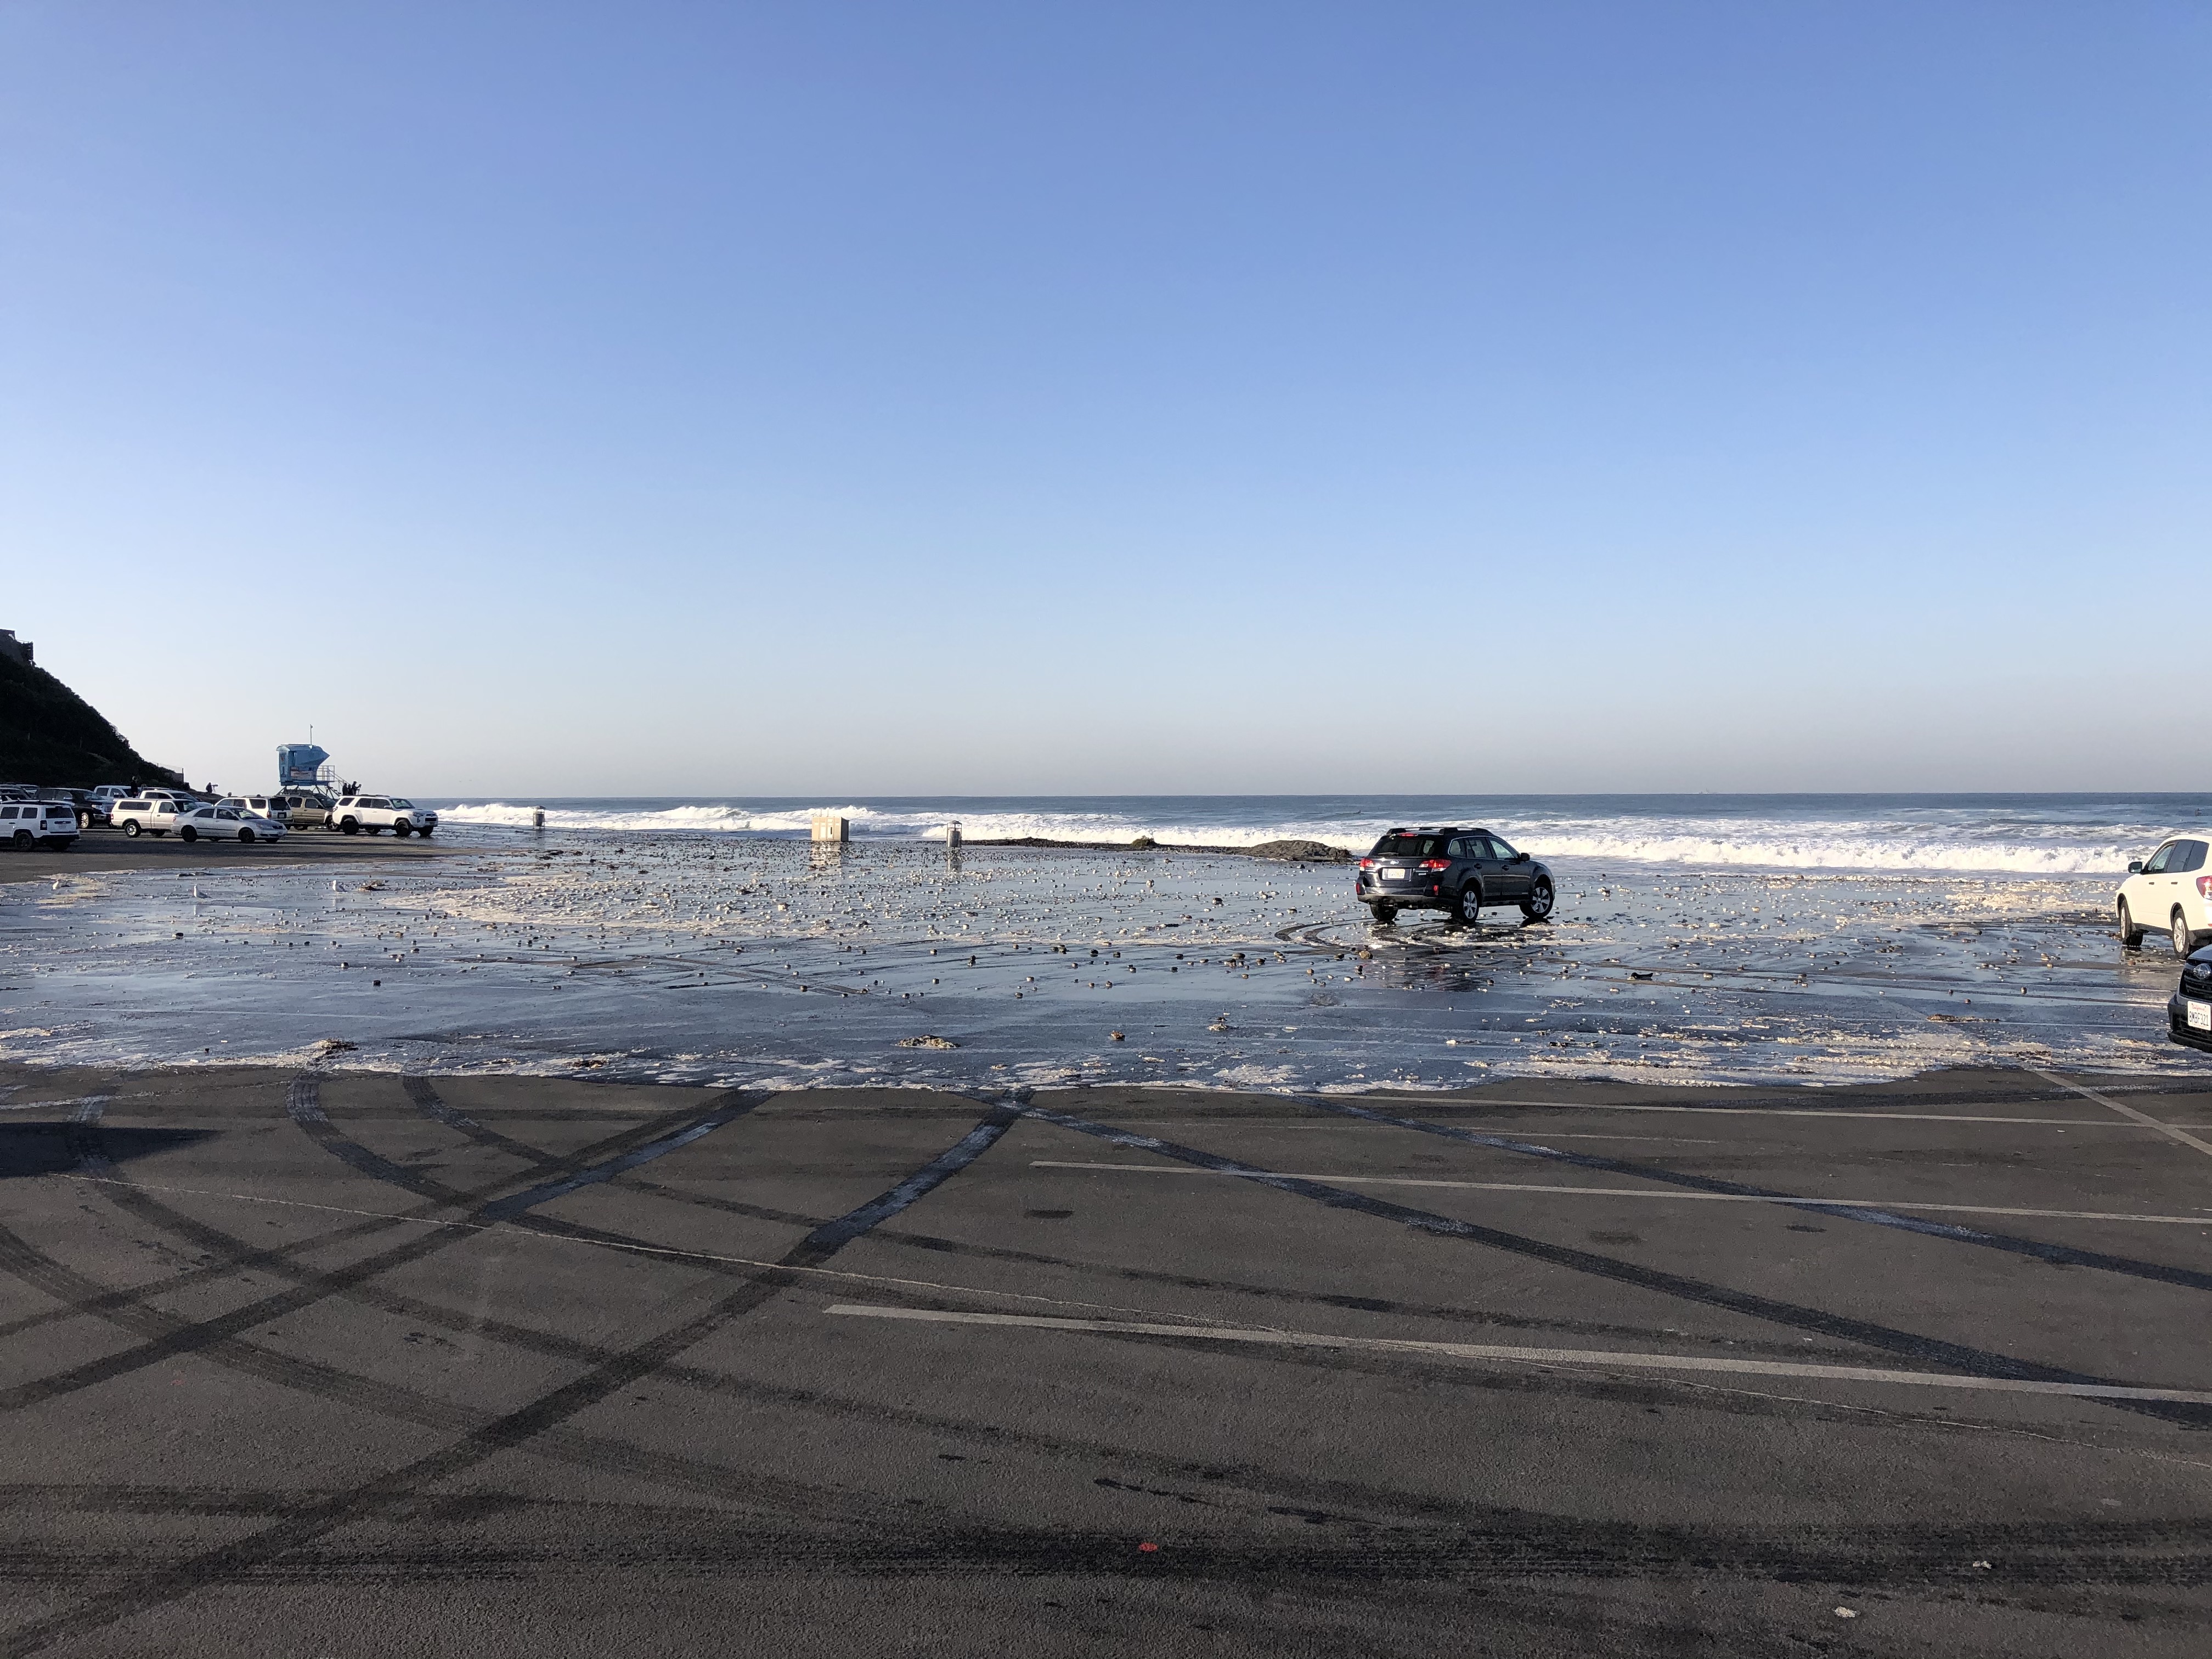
xmin=1384 ymin=868 xmax=1410 ymax=882
xmin=2190 ymin=1001 xmax=2210 ymax=1032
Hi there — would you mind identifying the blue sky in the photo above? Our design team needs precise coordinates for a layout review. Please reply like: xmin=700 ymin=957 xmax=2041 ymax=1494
xmin=4 ymin=3 xmax=2206 ymax=795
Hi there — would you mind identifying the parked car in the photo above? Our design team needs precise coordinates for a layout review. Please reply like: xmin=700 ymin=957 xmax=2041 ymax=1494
xmin=112 ymin=798 xmax=185 ymax=837
xmin=176 ymin=804 xmax=286 ymax=844
xmin=1355 ymin=826 xmax=1556 ymax=925
xmin=283 ymin=792 xmax=334 ymax=828
xmin=0 ymin=800 xmax=81 ymax=850
xmin=2117 ymin=837 xmax=2211 ymax=956
xmin=330 ymin=795 xmax=438 ymax=836
xmin=2171 ymin=946 xmax=2212 ymax=1051
xmin=216 ymin=794 xmax=292 ymax=826
xmin=51 ymin=788 xmax=104 ymax=827
xmin=34 ymin=788 xmax=95 ymax=827
xmin=82 ymin=786 xmax=135 ymax=825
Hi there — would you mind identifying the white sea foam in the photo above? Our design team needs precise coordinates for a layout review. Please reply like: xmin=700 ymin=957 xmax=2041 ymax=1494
xmin=1515 ymin=825 xmax=2141 ymax=876
xmin=433 ymin=799 xmax=2169 ymax=876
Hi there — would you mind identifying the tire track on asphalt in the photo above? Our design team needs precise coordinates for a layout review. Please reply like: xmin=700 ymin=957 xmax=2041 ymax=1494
xmin=1022 ymin=1105 xmax=2212 ymax=1427
xmin=0 ymin=1080 xmax=768 ymax=1413
xmin=1302 ymin=1097 xmax=2212 ymax=1292
xmin=22 ymin=1082 xmax=2202 ymax=1605
xmin=0 ymin=1097 xmax=1026 ymax=1659
xmin=2 ymin=1511 xmax=2207 ymax=1589
xmin=0 ymin=1215 xmax=943 ymax=1530
xmin=0 ymin=1087 xmax=730 ymax=1347
xmin=46 ymin=1081 xmax=1671 ymax=1533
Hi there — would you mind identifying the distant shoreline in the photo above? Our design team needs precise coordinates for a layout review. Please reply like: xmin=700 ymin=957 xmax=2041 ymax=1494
xmin=966 ymin=835 xmax=1351 ymax=862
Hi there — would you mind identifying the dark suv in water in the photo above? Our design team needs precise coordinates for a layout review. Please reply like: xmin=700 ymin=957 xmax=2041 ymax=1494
xmin=1355 ymin=826 xmax=1555 ymax=926
xmin=2171 ymin=946 xmax=2212 ymax=1052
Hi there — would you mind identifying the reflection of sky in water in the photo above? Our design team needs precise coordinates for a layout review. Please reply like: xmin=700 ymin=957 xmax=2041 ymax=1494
xmin=0 ymin=838 xmax=2194 ymax=1090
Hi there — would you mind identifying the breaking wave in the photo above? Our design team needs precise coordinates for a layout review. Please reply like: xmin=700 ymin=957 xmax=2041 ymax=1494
xmin=431 ymin=797 xmax=2197 ymax=877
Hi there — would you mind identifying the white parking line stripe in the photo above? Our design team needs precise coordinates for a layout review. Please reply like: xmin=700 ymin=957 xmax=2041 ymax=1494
xmin=824 ymin=1304 xmax=2212 ymax=1404
xmin=1323 ymin=1097 xmax=2174 ymax=1128
xmin=1118 ymin=1124 xmax=1737 ymax=1145
xmin=2029 ymin=1068 xmax=2212 ymax=1160
xmin=1027 ymin=1161 xmax=2212 ymax=1226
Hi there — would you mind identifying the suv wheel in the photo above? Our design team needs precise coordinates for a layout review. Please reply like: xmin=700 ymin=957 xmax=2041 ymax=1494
xmin=2174 ymin=910 xmax=2194 ymax=957
xmin=1454 ymin=885 xmax=1483 ymax=925
xmin=2118 ymin=899 xmax=2143 ymax=948
xmin=1521 ymin=877 xmax=1556 ymax=922
xmin=341 ymin=818 xmax=359 ymax=836
xmin=392 ymin=822 xmax=410 ymax=837
xmin=9 ymin=830 xmax=28 ymax=850
xmin=1368 ymin=902 xmax=1398 ymax=925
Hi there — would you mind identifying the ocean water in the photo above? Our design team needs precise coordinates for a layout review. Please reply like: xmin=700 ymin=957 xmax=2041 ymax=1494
xmin=3 ymin=795 xmax=2207 ymax=1093
xmin=432 ymin=793 xmax=2212 ymax=876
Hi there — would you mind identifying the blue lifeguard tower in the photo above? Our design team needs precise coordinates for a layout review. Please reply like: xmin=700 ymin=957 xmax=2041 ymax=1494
xmin=277 ymin=743 xmax=335 ymax=791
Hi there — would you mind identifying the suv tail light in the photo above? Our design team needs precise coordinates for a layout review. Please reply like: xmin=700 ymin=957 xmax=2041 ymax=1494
xmin=1418 ymin=858 xmax=1449 ymax=871
xmin=1358 ymin=857 xmax=1376 ymax=869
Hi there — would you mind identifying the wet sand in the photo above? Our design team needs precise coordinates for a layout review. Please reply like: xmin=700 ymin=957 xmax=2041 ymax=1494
xmin=1 ymin=826 xmax=453 ymax=884
xmin=2 ymin=1060 xmax=2209 ymax=1657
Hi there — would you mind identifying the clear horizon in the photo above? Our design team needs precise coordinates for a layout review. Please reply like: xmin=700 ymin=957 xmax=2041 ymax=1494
xmin=5 ymin=3 xmax=2207 ymax=796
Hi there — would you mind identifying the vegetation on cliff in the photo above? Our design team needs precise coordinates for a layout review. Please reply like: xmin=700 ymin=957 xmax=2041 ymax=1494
xmin=0 ymin=652 xmax=185 ymax=787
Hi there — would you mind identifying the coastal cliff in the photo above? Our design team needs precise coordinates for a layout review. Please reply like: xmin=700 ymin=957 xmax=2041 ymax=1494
xmin=0 ymin=651 xmax=185 ymax=787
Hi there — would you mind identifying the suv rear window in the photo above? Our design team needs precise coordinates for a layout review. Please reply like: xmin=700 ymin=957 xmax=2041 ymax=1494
xmin=1372 ymin=833 xmax=1449 ymax=857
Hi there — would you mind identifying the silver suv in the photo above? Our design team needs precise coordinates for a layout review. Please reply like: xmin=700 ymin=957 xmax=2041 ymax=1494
xmin=330 ymin=795 xmax=438 ymax=837
xmin=1355 ymin=826 xmax=1555 ymax=926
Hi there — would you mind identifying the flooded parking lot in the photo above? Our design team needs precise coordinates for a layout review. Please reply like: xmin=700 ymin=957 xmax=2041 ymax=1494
xmin=2 ymin=834 xmax=2196 ymax=1091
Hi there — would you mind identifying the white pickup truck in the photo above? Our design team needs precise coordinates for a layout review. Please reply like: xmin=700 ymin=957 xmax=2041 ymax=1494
xmin=330 ymin=795 xmax=438 ymax=837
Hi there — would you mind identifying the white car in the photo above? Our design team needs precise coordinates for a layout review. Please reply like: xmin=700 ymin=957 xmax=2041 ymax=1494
xmin=2118 ymin=836 xmax=2210 ymax=955
xmin=84 ymin=785 xmax=136 ymax=823
xmin=330 ymin=795 xmax=438 ymax=837
xmin=113 ymin=797 xmax=186 ymax=837
xmin=174 ymin=804 xmax=286 ymax=844
xmin=0 ymin=800 xmax=81 ymax=850
xmin=217 ymin=794 xmax=292 ymax=826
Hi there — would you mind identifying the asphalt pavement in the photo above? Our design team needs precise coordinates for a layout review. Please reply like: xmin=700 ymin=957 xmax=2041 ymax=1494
xmin=2 ymin=1062 xmax=2209 ymax=1657
xmin=2 ymin=825 xmax=453 ymax=883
